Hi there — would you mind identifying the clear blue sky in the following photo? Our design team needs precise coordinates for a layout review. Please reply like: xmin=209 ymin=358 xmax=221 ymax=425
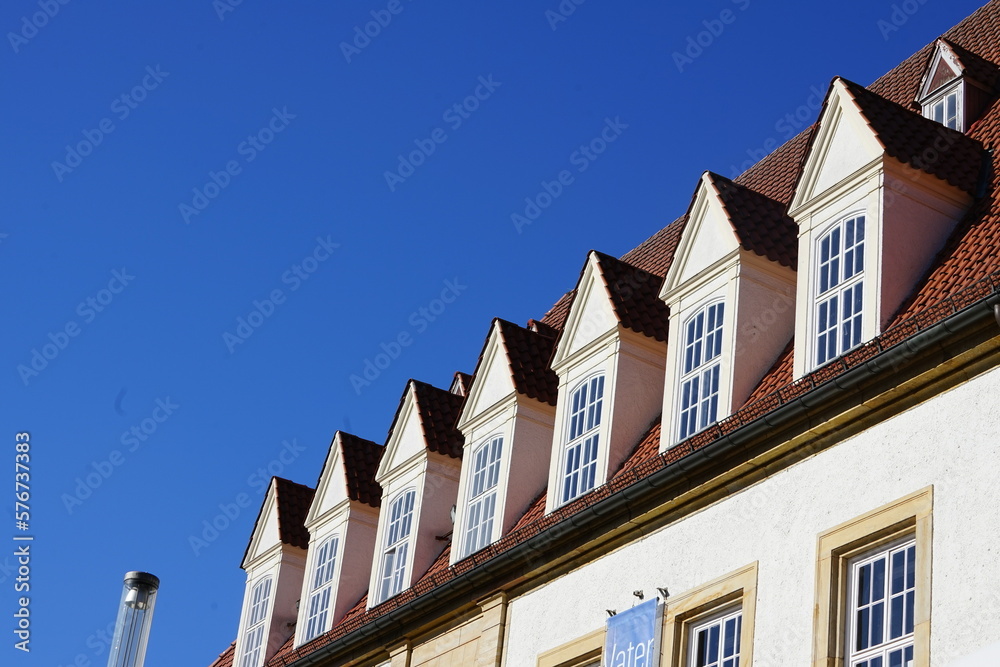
xmin=0 ymin=0 xmax=986 ymax=664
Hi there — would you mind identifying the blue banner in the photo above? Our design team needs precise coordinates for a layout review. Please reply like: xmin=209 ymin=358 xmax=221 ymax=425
xmin=603 ymin=599 xmax=662 ymax=667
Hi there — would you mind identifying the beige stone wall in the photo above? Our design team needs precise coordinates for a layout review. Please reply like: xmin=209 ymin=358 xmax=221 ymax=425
xmin=377 ymin=593 xmax=507 ymax=667
xmin=410 ymin=615 xmax=482 ymax=667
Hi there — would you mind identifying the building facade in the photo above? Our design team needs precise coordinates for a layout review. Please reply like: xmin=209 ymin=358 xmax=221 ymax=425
xmin=208 ymin=4 xmax=1000 ymax=666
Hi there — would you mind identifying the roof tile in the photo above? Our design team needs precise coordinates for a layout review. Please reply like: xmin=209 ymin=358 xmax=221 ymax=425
xmin=411 ymin=380 xmax=465 ymax=459
xmin=594 ymin=251 xmax=671 ymax=342
xmin=496 ymin=319 xmax=559 ymax=406
xmin=274 ymin=478 xmax=315 ymax=550
xmin=707 ymin=172 xmax=798 ymax=269
xmin=338 ymin=433 xmax=383 ymax=508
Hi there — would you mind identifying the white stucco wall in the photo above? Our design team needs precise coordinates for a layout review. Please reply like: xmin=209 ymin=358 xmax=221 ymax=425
xmin=505 ymin=363 xmax=1000 ymax=667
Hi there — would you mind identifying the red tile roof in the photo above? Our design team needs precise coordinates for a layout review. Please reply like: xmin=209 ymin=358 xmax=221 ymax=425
xmin=743 ymin=339 xmax=794 ymax=407
xmin=734 ymin=129 xmax=814 ymax=203
xmin=208 ymin=642 xmax=235 ymax=667
xmin=706 ymin=172 xmax=798 ymax=269
xmin=496 ymin=319 xmax=559 ymax=406
xmin=619 ymin=216 xmax=687 ymax=277
xmin=594 ymin=251 xmax=671 ymax=342
xmin=539 ymin=289 xmax=576 ymax=330
xmin=410 ymin=380 xmax=465 ymax=459
xmin=274 ymin=478 xmax=315 ymax=550
xmin=337 ymin=433 xmax=383 ymax=508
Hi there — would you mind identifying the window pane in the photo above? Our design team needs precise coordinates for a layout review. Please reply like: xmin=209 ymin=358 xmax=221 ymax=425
xmin=679 ymin=303 xmax=724 ymax=440
xmin=815 ymin=216 xmax=865 ymax=368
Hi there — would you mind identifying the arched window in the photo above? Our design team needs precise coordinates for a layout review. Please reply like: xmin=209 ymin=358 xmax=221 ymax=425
xmin=815 ymin=214 xmax=865 ymax=366
xmin=561 ymin=375 xmax=604 ymax=504
xmin=376 ymin=489 xmax=415 ymax=603
xmin=239 ymin=577 xmax=272 ymax=667
xmin=302 ymin=535 xmax=339 ymax=642
xmin=463 ymin=436 xmax=503 ymax=557
xmin=678 ymin=302 xmax=724 ymax=440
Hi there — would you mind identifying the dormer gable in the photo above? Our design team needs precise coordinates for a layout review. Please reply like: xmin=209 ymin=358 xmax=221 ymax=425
xmin=793 ymin=77 xmax=982 ymax=213
xmin=460 ymin=319 xmax=559 ymax=423
xmin=369 ymin=380 xmax=463 ymax=607
xmin=449 ymin=371 xmax=474 ymax=397
xmin=306 ymin=432 xmax=382 ymax=524
xmin=790 ymin=77 xmax=981 ymax=377
xmin=663 ymin=172 xmax=797 ymax=297
xmin=452 ymin=319 xmax=557 ymax=562
xmin=545 ymin=251 xmax=669 ymax=512
xmin=660 ymin=173 xmax=797 ymax=447
xmin=552 ymin=251 xmax=670 ymax=370
xmin=917 ymin=39 xmax=1000 ymax=132
xmin=236 ymin=478 xmax=314 ymax=667
xmin=295 ymin=433 xmax=382 ymax=646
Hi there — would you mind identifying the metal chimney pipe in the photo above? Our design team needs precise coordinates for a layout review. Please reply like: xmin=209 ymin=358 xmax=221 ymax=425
xmin=106 ymin=571 xmax=159 ymax=667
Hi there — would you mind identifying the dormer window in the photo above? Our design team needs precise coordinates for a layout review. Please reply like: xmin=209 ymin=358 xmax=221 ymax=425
xmin=561 ymin=375 xmax=604 ymax=503
xmin=453 ymin=319 xmax=557 ymax=562
xmin=545 ymin=250 xmax=669 ymax=512
xmin=789 ymin=77 xmax=978 ymax=378
xmin=915 ymin=38 xmax=1000 ymax=134
xmin=239 ymin=577 xmax=272 ymax=667
xmin=462 ymin=435 xmax=503 ymax=557
xmin=660 ymin=172 xmax=796 ymax=450
xmin=678 ymin=302 xmax=724 ymax=440
xmin=925 ymin=85 xmax=961 ymax=131
xmin=296 ymin=432 xmax=382 ymax=646
xmin=376 ymin=489 xmax=415 ymax=604
xmin=369 ymin=379 xmax=463 ymax=606
xmin=302 ymin=536 xmax=339 ymax=643
xmin=815 ymin=214 xmax=865 ymax=366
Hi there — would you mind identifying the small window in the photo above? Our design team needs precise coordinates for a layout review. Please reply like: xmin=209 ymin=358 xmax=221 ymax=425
xmin=815 ymin=214 xmax=865 ymax=366
xmin=376 ymin=489 xmax=415 ymax=603
xmin=463 ymin=436 xmax=503 ymax=557
xmin=689 ymin=607 xmax=742 ymax=667
xmin=302 ymin=535 xmax=339 ymax=642
xmin=561 ymin=375 xmax=604 ymax=504
xmin=240 ymin=577 xmax=272 ymax=667
xmin=678 ymin=302 xmax=724 ymax=440
xmin=925 ymin=88 xmax=961 ymax=131
xmin=847 ymin=539 xmax=917 ymax=667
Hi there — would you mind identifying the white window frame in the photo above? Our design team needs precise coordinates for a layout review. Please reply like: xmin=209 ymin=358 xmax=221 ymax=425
xmin=462 ymin=435 xmax=503 ymax=557
xmin=814 ymin=213 xmax=866 ymax=368
xmin=560 ymin=374 xmax=605 ymax=504
xmin=921 ymin=80 xmax=963 ymax=132
xmin=376 ymin=489 xmax=415 ymax=604
xmin=302 ymin=535 xmax=339 ymax=643
xmin=846 ymin=537 xmax=917 ymax=667
xmin=688 ymin=605 xmax=743 ymax=667
xmin=239 ymin=576 xmax=272 ymax=667
xmin=677 ymin=301 xmax=724 ymax=440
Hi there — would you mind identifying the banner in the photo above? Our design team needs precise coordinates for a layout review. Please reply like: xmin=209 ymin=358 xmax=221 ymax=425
xmin=603 ymin=598 xmax=662 ymax=667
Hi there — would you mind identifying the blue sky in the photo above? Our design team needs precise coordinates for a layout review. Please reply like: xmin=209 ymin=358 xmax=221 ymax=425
xmin=0 ymin=0 xmax=987 ymax=664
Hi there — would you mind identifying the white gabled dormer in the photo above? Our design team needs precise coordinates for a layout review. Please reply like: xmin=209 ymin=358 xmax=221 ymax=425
xmin=368 ymin=380 xmax=464 ymax=608
xmin=916 ymin=39 xmax=998 ymax=133
xmin=545 ymin=251 xmax=669 ymax=513
xmin=294 ymin=432 xmax=383 ymax=647
xmin=789 ymin=77 xmax=979 ymax=378
xmin=235 ymin=477 xmax=314 ymax=667
xmin=660 ymin=172 xmax=797 ymax=447
xmin=451 ymin=319 xmax=557 ymax=563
